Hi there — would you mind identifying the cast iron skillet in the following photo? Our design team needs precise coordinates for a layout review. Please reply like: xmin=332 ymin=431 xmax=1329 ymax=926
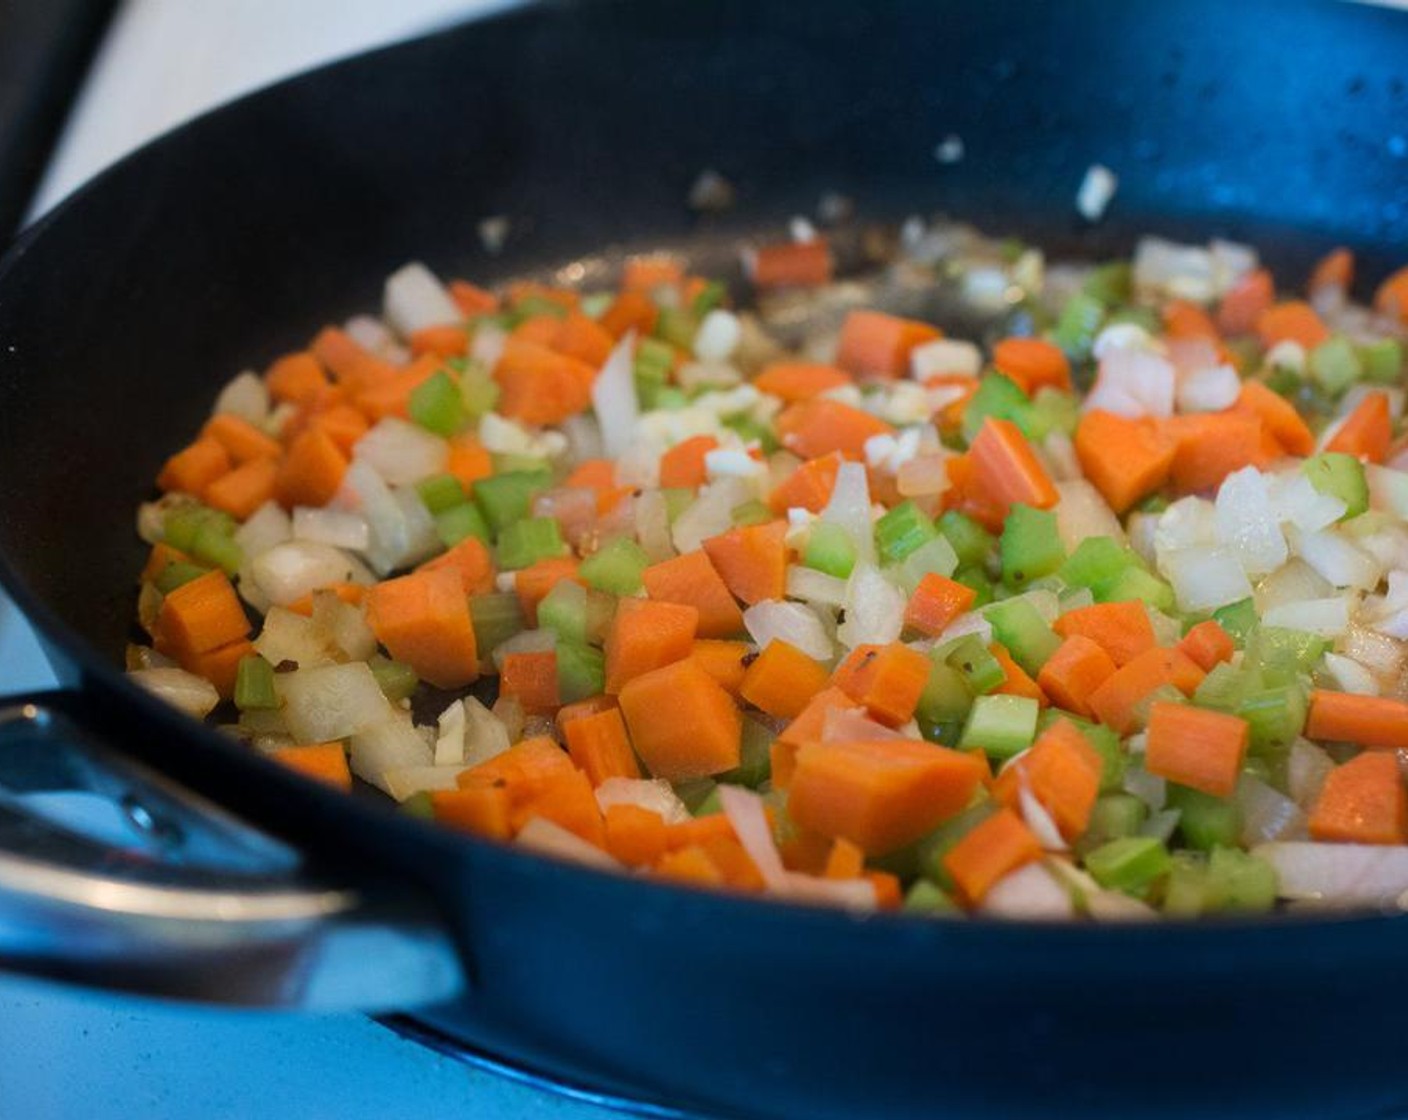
xmin=2 ymin=1 xmax=1408 ymax=1116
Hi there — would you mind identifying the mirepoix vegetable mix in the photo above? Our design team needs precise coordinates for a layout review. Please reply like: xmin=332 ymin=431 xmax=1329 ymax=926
xmin=130 ymin=218 xmax=1408 ymax=920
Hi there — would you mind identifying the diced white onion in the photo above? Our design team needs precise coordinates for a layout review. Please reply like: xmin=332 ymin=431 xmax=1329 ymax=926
xmin=718 ymin=785 xmax=789 ymax=891
xmin=516 ymin=817 xmax=621 ymax=870
xmin=633 ymin=488 xmax=675 ymax=562
xmin=1160 ymin=546 xmax=1254 ymax=612
xmin=671 ymin=477 xmax=750 ymax=555
xmin=234 ymin=500 xmax=292 ymax=557
xmin=251 ymin=541 xmax=369 ymax=607
xmin=491 ymin=627 xmax=557 ymax=672
xmin=910 ymin=337 xmax=980 ymax=380
xmin=1290 ymin=527 xmax=1381 ymax=590
xmin=276 ymin=661 xmax=391 ymax=744
xmin=595 ymin=778 xmax=690 ymax=825
xmin=212 ymin=370 xmax=269 ymax=425
xmin=349 ymin=715 xmax=434 ymax=795
xmin=462 ymin=696 xmax=512 ymax=768
xmin=981 ymin=862 xmax=1075 ymax=918
xmin=694 ymin=310 xmax=742 ymax=363
xmin=1055 ymin=480 xmax=1125 ymax=551
xmin=1214 ymin=467 xmax=1287 ymax=577
xmin=1236 ymin=775 xmax=1307 ymax=846
xmin=592 ymin=331 xmax=640 ymax=459
xmin=311 ymin=591 xmax=376 ymax=661
xmin=1273 ymin=473 xmax=1346 ymax=534
xmin=383 ymin=262 xmax=462 ymax=337
xmin=1139 ymin=808 xmax=1182 ymax=843
xmin=470 ymin=321 xmax=507 ymax=370
xmin=1084 ymin=345 xmax=1175 ymax=419
xmin=1176 ymin=361 xmax=1241 ymax=413
xmin=1018 ymin=786 xmax=1067 ymax=852
xmin=820 ymin=462 xmax=876 ymax=566
xmin=1322 ymin=652 xmax=1379 ymax=696
xmin=837 ymin=563 xmax=905 ymax=649
xmin=744 ymin=600 xmax=833 ymax=660
xmin=434 ymin=699 xmax=467 ymax=766
xmin=254 ymin=607 xmax=337 ymax=669
xmin=1287 ymin=739 xmax=1336 ymax=807
xmin=354 ymin=418 xmax=448 ymax=487
xmin=383 ymin=765 xmax=463 ymax=802
xmin=1262 ymin=595 xmax=1351 ymax=638
xmin=1132 ymin=237 xmax=1216 ymax=303
xmin=292 ymin=507 xmax=371 ymax=551
xmin=1254 ymin=842 xmax=1408 ymax=907
xmin=1122 ymin=765 xmax=1166 ymax=811
xmin=786 ymin=566 xmax=849 ymax=608
xmin=1341 ymin=625 xmax=1407 ymax=683
xmin=128 ymin=667 xmax=220 ymax=719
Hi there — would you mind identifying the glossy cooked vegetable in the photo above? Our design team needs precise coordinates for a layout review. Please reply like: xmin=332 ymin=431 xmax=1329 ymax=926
xmin=129 ymin=223 xmax=1408 ymax=919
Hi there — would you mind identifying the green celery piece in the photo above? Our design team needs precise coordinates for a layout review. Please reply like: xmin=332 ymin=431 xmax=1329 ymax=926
xmin=1212 ymin=598 xmax=1258 ymax=647
xmin=537 ymin=580 xmax=591 ymax=644
xmin=1105 ymin=306 xmax=1160 ymax=334
xmin=473 ymin=469 xmax=553 ymax=533
xmin=190 ymin=517 xmax=242 ymax=576
xmin=579 ymin=536 xmax=649 ymax=596
xmin=902 ymin=880 xmax=961 ymax=915
xmin=1058 ymin=536 xmax=1138 ymax=596
xmin=719 ymin=715 xmax=774 ymax=789
xmin=1262 ymin=366 xmax=1301 ymax=398
xmin=958 ymin=694 xmax=1039 ymax=762
xmin=1205 ymin=846 xmax=1278 ymax=913
xmin=1099 ymin=567 xmax=1174 ymax=613
xmin=233 ymin=655 xmax=279 ymax=711
xmin=1027 ymin=389 xmax=1080 ymax=440
xmin=509 ymin=294 xmax=569 ymax=322
xmin=876 ymin=500 xmax=939 ymax=564
xmin=1167 ymin=783 xmax=1242 ymax=851
xmin=162 ymin=504 xmax=216 ymax=552
xmin=937 ymin=511 xmax=995 ymax=569
xmin=469 ymin=592 xmax=525 ymax=655
xmin=1236 ymin=684 xmax=1307 ymax=754
xmin=491 ymin=452 xmax=551 ymax=475
xmin=892 ymin=535 xmax=960 ymax=596
xmin=953 ymin=565 xmax=994 ymax=607
xmin=1162 ymin=852 xmax=1211 ymax=918
xmin=689 ymin=785 xmax=724 ymax=818
xmin=1082 ymin=261 xmax=1133 ymax=305
xmin=496 ymin=517 xmax=567 ymax=570
xmin=153 ymin=561 xmax=208 ymax=594
xmin=1247 ymin=626 xmax=1327 ymax=674
xmin=368 ymin=654 xmax=419 ymax=703
xmin=417 ymin=473 xmax=469 ymax=515
xmin=961 ymin=374 xmax=1036 ymax=444
xmin=731 ymin=500 xmax=773 ymax=527
xmin=911 ymin=801 xmax=996 ymax=889
xmin=983 ymin=597 xmax=1061 ymax=676
xmin=723 ymin=413 xmax=779 ymax=453
xmin=578 ymin=291 xmax=613 ymax=319
xmin=399 ymin=791 xmax=435 ymax=819
xmin=942 ymin=636 xmax=1006 ymax=695
xmin=1193 ymin=661 xmax=1246 ymax=713
xmin=661 ymin=488 xmax=695 ymax=523
xmin=1084 ymin=836 xmax=1172 ymax=896
xmin=916 ymin=660 xmax=975 ymax=726
xmin=636 ymin=336 xmax=674 ymax=371
xmin=1050 ymin=291 xmax=1106 ymax=361
xmin=458 ymin=362 xmax=500 ymax=417
xmin=409 ymin=369 xmax=468 ymax=436
xmin=654 ymin=306 xmax=697 ymax=350
xmin=691 ymin=280 xmax=727 ymax=317
xmin=1085 ymin=793 xmax=1148 ymax=845
xmin=1360 ymin=338 xmax=1403 ymax=384
xmin=634 ymin=360 xmax=670 ymax=410
xmin=556 ymin=641 xmax=605 ymax=704
xmin=1302 ymin=452 xmax=1368 ymax=519
xmin=435 ymin=502 xmax=491 ymax=548
xmin=1308 ymin=335 xmax=1362 ymax=394
xmin=1136 ymin=493 xmax=1170 ymax=515
xmin=804 ymin=522 xmax=858 ymax=579
xmin=654 ymin=387 xmax=689 ymax=411
xmin=1000 ymin=504 xmax=1065 ymax=587
xmin=674 ymin=778 xmax=719 ymax=815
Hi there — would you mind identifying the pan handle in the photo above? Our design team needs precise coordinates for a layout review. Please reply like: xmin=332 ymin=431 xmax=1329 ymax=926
xmin=0 ymin=696 xmax=464 ymax=1010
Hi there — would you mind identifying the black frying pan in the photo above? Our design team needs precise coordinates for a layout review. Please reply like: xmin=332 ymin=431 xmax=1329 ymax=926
xmin=2 ymin=1 xmax=1408 ymax=1116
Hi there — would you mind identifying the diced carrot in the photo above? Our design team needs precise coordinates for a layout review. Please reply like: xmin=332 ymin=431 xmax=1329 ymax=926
xmin=514 ymin=557 xmax=582 ymax=626
xmin=903 ymin=572 xmax=977 ymax=638
xmin=694 ymin=835 xmax=765 ymax=892
xmin=1216 ymin=268 xmax=1274 ymax=336
xmin=775 ymin=398 xmax=894 ymax=460
xmin=500 ymin=650 xmax=561 ymax=716
xmin=493 ymin=337 xmax=596 ymax=426
xmin=1325 ymin=390 xmax=1392 ymax=464
xmin=506 ymin=282 xmax=579 ymax=313
xmin=1073 ymin=411 xmax=1176 ymax=514
xmin=663 ymin=812 xmax=738 ymax=851
xmin=1163 ymin=410 xmax=1268 ymax=495
xmin=1234 ymin=380 xmax=1315 ymax=457
xmin=564 ymin=458 xmax=618 ymax=506
xmin=690 ymin=640 xmax=751 ymax=697
xmin=830 ymin=643 xmax=882 ymax=695
xmin=992 ymin=337 xmax=1072 ymax=394
xmin=450 ymin=280 xmax=499 ymax=316
xmin=659 ymin=435 xmax=719 ymax=490
xmin=603 ymin=803 xmax=670 ymax=866
xmin=776 ymin=685 xmax=860 ymax=751
xmin=617 ymin=659 xmax=742 ymax=782
xmin=700 ymin=520 xmax=789 ymax=606
xmin=563 ymin=706 xmax=640 ymax=785
xmin=274 ymin=427 xmax=348 ymax=509
xmin=1307 ymin=751 xmax=1408 ymax=845
xmin=283 ymin=583 xmax=365 ymax=617
xmin=941 ymin=808 xmax=1043 ymax=905
xmin=767 ymin=451 xmax=842 ymax=514
xmin=653 ymin=845 xmax=726 ymax=887
xmin=866 ymin=870 xmax=903 ymax=910
xmin=1053 ymin=601 xmax=1157 ymax=669
xmin=931 ymin=377 xmax=979 ymax=435
xmin=1177 ymin=619 xmax=1235 ymax=672
xmin=992 ymin=719 xmax=1103 ymax=841
xmin=621 ymin=255 xmax=684 ymax=294
xmin=266 ymin=351 xmax=331 ymax=405
xmin=309 ymin=402 xmax=371 ymax=457
xmin=311 ymin=326 xmax=399 ymax=392
xmin=1162 ymin=299 xmax=1221 ymax=341
xmin=777 ymin=826 xmax=834 ymax=875
xmin=433 ymin=784 xmax=513 ymax=841
xmin=203 ymin=457 xmax=278 ymax=520
xmin=989 ymin=643 xmax=1048 ymax=707
xmin=154 ymin=569 xmax=251 ymax=663
xmin=835 ymin=309 xmax=941 ymax=379
xmin=417 ymin=535 xmax=496 ymax=596
xmin=824 ymin=836 xmax=866 ymax=880
xmin=140 ymin=541 xmax=190 ymax=584
xmin=1036 ymin=635 xmax=1118 ymax=719
xmin=203 ymin=414 xmax=282 ymax=463
xmin=350 ymin=353 xmax=442 ymax=422
xmin=1306 ymin=690 xmax=1408 ymax=750
xmin=599 ymin=289 xmax=659 ymax=339
xmin=457 ymin=737 xmax=576 ymax=796
xmin=831 ymin=642 xmax=932 ymax=727
xmin=510 ymin=314 xmax=564 ymax=348
xmin=753 ymin=362 xmax=852 ymax=402
xmin=750 ymin=240 xmax=834 ymax=289
xmin=186 ymin=637 xmax=255 ymax=700
xmin=555 ymin=693 xmax=619 ymax=730
xmin=445 ymin=434 xmax=494 ymax=492
xmin=410 ymin=324 xmax=470 ymax=359
xmin=157 ymin=437 xmax=231 ymax=495
xmin=270 ymin=742 xmax=352 ymax=792
xmin=1144 ymin=702 xmax=1249 ymax=798
xmin=1087 ymin=647 xmax=1205 ymax=735
xmin=740 ymin=640 xmax=831 ymax=719
xmin=604 ymin=598 xmax=699 ymax=694
xmin=365 ymin=566 xmax=479 ymax=689
xmin=641 ymin=551 xmax=744 ymax=639
xmin=1256 ymin=300 xmax=1330 ymax=351
xmin=1375 ymin=265 xmax=1408 ymax=324
xmin=788 ymin=738 xmax=987 ymax=855
xmin=552 ymin=312 xmax=616 ymax=369
xmin=513 ymin=768 xmax=606 ymax=848
xmin=964 ymin=418 xmax=1058 ymax=526
xmin=1309 ymin=247 xmax=1354 ymax=295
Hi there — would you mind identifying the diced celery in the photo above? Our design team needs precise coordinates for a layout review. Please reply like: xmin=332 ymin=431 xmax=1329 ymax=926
xmin=961 ymin=374 xmax=1036 ymax=444
xmin=409 ymin=369 xmax=468 ymax=436
xmin=937 ymin=511 xmax=995 ymax=569
xmin=983 ymin=597 xmax=1061 ymax=675
xmin=942 ymin=636 xmax=1006 ymax=695
xmin=1302 ymin=452 xmax=1368 ymax=519
xmin=1162 ymin=852 xmax=1210 ymax=918
xmin=1000 ymin=504 xmax=1065 ymax=586
xmin=911 ymin=801 xmax=996 ymax=889
xmin=162 ymin=504 xmax=216 ymax=552
xmin=369 ymin=654 xmax=419 ymax=703
xmin=1084 ymin=836 xmax=1171 ymax=896
xmin=458 ymin=363 xmax=500 ymax=417
xmin=496 ymin=517 xmax=567 ymax=570
xmin=579 ymin=291 xmax=613 ymax=319
xmin=1236 ymin=684 xmax=1307 ymax=754
xmin=191 ymin=518 xmax=242 ymax=576
xmin=153 ymin=560 xmax=207 ymax=594
xmin=579 ymin=536 xmax=649 ymax=596
xmin=689 ymin=785 xmax=724 ymax=818
xmin=537 ymin=581 xmax=591 ymax=644
xmin=730 ymin=500 xmax=773 ymax=527
xmin=1205 ymin=846 xmax=1277 ymax=912
xmin=1193 ymin=661 xmax=1246 ymax=713
xmin=1085 ymin=793 xmax=1148 ymax=845
xmin=234 ymin=655 xmax=279 ymax=711
xmin=953 ymin=565 xmax=994 ymax=607
xmin=958 ymin=694 xmax=1039 ymax=762
xmin=691 ymin=280 xmax=727 ymax=317
xmin=805 ymin=522 xmax=858 ymax=579
xmin=1360 ymin=338 xmax=1403 ymax=384
xmin=491 ymin=452 xmax=551 ymax=475
xmin=1058 ymin=536 xmax=1138 ymax=596
xmin=510 ymin=294 xmax=569 ymax=322
xmin=556 ymin=641 xmax=605 ymax=704
xmin=1308 ymin=335 xmax=1362 ymax=394
xmin=470 ymin=592 xmax=525 ymax=655
xmin=673 ymin=778 xmax=718 ymax=815
xmin=662 ymin=488 xmax=695 ymax=523
xmin=473 ymin=470 xmax=553 ymax=533
xmin=1100 ymin=567 xmax=1174 ymax=613
xmin=875 ymin=501 xmax=939 ymax=564
xmin=417 ymin=473 xmax=469 ymax=515
xmin=654 ymin=387 xmax=689 ymax=411
xmin=1082 ymin=261 xmax=1133 ymax=305
xmin=720 ymin=715 xmax=773 ymax=789
xmin=916 ymin=660 xmax=975 ymax=726
xmin=1167 ymin=783 xmax=1241 ymax=851
xmin=903 ymin=880 xmax=961 ymax=915
xmin=1050 ymin=291 xmax=1106 ymax=361
xmin=1105 ymin=305 xmax=1160 ymax=334
xmin=1246 ymin=627 xmax=1327 ymax=679
xmin=435 ymin=502 xmax=491 ymax=548
xmin=891 ymin=535 xmax=960 ymax=597
xmin=1027 ymin=388 xmax=1080 ymax=440
xmin=723 ymin=413 xmax=779 ymax=453
xmin=1212 ymin=598 xmax=1257 ymax=647
xmin=654 ymin=306 xmax=698 ymax=350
